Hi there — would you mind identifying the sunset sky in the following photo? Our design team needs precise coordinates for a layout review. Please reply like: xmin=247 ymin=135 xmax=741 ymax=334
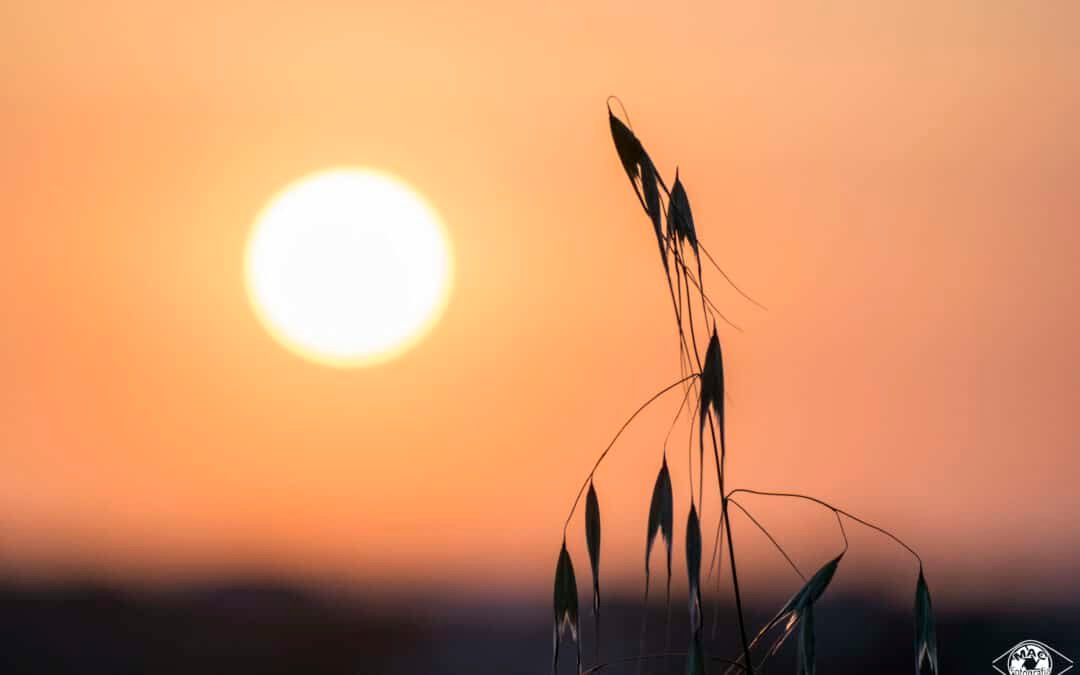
xmin=2 ymin=2 xmax=1078 ymax=610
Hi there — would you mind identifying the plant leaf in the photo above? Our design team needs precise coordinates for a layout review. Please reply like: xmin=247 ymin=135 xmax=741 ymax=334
xmin=640 ymin=158 xmax=667 ymax=267
xmin=740 ymin=553 xmax=841 ymax=674
xmin=798 ymin=602 xmax=816 ymax=675
xmin=585 ymin=481 xmax=601 ymax=635
xmin=699 ymin=330 xmax=725 ymax=456
xmin=783 ymin=554 xmax=842 ymax=619
xmin=764 ymin=553 xmax=843 ymax=638
xmin=608 ymin=107 xmax=646 ymax=208
xmin=552 ymin=542 xmax=580 ymax=675
xmin=915 ymin=568 xmax=938 ymax=675
xmin=686 ymin=503 xmax=703 ymax=633
xmin=607 ymin=105 xmax=668 ymax=270
xmin=645 ymin=456 xmax=675 ymax=584
xmin=667 ymin=169 xmax=698 ymax=256
xmin=687 ymin=628 xmax=705 ymax=675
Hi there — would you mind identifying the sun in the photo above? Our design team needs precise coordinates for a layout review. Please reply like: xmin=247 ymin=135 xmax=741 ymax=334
xmin=245 ymin=168 xmax=453 ymax=367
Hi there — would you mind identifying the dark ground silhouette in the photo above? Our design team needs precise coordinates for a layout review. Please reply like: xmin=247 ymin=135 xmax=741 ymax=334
xmin=1 ymin=582 xmax=1077 ymax=674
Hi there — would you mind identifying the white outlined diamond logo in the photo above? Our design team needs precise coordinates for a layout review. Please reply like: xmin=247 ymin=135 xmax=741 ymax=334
xmin=992 ymin=640 xmax=1073 ymax=675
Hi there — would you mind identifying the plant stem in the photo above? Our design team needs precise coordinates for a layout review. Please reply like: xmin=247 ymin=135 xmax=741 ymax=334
xmin=723 ymin=500 xmax=754 ymax=675
xmin=677 ymin=257 xmax=742 ymax=332
xmin=726 ymin=488 xmax=923 ymax=566
xmin=727 ymin=498 xmax=805 ymax=581
xmin=706 ymin=411 xmax=754 ymax=675
xmin=562 ymin=373 xmax=699 ymax=537
xmin=698 ymin=242 xmax=768 ymax=310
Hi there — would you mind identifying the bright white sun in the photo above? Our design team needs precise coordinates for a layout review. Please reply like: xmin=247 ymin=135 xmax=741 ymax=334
xmin=245 ymin=168 xmax=453 ymax=367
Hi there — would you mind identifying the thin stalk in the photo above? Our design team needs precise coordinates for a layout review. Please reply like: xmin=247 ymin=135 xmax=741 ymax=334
xmin=705 ymin=410 xmax=754 ymax=675
xmin=693 ymin=247 xmax=712 ymax=354
xmin=687 ymin=412 xmax=695 ymax=504
xmin=672 ymin=239 xmax=709 ymax=517
xmin=664 ymin=260 xmax=695 ymax=381
xmin=672 ymin=254 xmax=699 ymax=505
xmin=699 ymin=242 xmax=768 ymax=310
xmin=562 ymin=373 xmax=699 ymax=536
xmin=664 ymin=245 xmax=689 ymax=663
xmin=669 ymin=238 xmax=704 ymax=392
xmin=727 ymin=498 xmax=806 ymax=582
xmin=677 ymin=257 xmax=742 ymax=332
xmin=708 ymin=515 xmax=725 ymax=640
xmin=722 ymin=502 xmax=753 ymax=675
xmin=647 ymin=159 xmax=759 ymax=313
xmin=606 ymin=96 xmax=634 ymax=130
xmin=663 ymin=379 xmax=696 ymax=450
xmin=726 ymin=488 xmax=922 ymax=566
xmin=681 ymin=268 xmax=705 ymax=513
xmin=654 ymin=194 xmax=699 ymax=390
xmin=835 ymin=510 xmax=850 ymax=552
xmin=671 ymin=249 xmax=695 ymax=386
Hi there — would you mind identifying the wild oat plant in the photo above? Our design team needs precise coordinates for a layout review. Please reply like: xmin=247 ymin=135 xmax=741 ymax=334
xmin=552 ymin=100 xmax=939 ymax=675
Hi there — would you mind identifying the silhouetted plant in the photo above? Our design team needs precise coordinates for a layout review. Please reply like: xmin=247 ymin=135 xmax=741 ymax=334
xmin=553 ymin=99 xmax=939 ymax=675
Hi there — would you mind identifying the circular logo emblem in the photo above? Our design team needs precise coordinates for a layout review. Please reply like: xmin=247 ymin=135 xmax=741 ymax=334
xmin=1009 ymin=642 xmax=1053 ymax=675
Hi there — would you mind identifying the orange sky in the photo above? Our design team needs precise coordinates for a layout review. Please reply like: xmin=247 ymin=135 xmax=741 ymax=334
xmin=2 ymin=2 xmax=1078 ymax=608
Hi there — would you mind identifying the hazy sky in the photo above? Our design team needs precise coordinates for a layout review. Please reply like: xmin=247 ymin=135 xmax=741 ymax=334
xmin=2 ymin=2 xmax=1078 ymax=608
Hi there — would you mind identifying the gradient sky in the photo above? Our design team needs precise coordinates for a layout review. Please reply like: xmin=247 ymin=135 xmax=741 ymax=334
xmin=2 ymin=2 xmax=1078 ymax=609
